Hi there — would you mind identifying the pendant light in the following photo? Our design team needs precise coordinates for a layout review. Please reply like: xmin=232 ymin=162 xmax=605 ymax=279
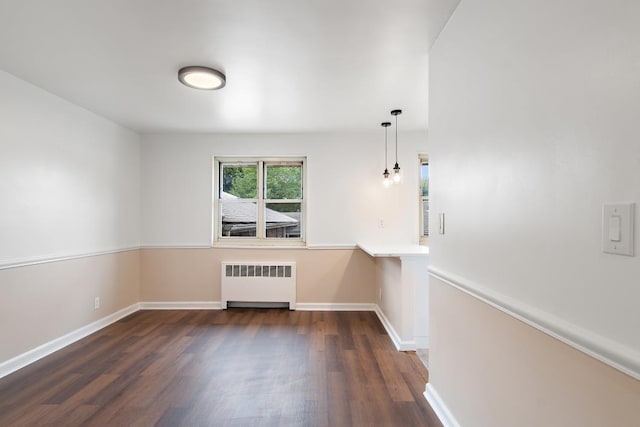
xmin=381 ymin=122 xmax=392 ymax=187
xmin=391 ymin=109 xmax=402 ymax=183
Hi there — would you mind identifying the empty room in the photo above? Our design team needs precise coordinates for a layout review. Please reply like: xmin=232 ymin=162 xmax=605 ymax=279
xmin=1 ymin=0 xmax=639 ymax=426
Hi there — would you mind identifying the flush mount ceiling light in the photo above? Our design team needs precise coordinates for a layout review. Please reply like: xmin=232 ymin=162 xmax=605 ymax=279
xmin=178 ymin=66 xmax=226 ymax=90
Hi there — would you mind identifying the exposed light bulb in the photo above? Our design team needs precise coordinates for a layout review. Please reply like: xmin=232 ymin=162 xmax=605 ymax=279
xmin=393 ymin=163 xmax=401 ymax=183
xmin=383 ymin=169 xmax=392 ymax=187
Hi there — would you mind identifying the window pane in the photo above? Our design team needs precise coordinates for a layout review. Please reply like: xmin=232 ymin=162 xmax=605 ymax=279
xmin=422 ymin=199 xmax=429 ymax=237
xmin=265 ymin=164 xmax=302 ymax=199
xmin=220 ymin=200 xmax=257 ymax=237
xmin=222 ymin=164 xmax=257 ymax=198
xmin=265 ymin=203 xmax=301 ymax=238
xmin=421 ymin=163 xmax=429 ymax=197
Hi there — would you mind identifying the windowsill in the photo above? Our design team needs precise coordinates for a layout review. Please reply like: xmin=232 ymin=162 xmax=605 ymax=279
xmin=212 ymin=240 xmax=306 ymax=250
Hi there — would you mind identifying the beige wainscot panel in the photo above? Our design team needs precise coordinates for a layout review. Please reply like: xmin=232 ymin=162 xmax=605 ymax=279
xmin=428 ymin=277 xmax=640 ymax=427
xmin=140 ymin=248 xmax=376 ymax=304
xmin=0 ymin=250 xmax=141 ymax=364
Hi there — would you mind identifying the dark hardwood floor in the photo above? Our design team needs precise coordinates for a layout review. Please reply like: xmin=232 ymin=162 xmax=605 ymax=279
xmin=0 ymin=309 xmax=443 ymax=426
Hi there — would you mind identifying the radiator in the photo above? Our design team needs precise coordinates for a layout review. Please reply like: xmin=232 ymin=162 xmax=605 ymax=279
xmin=221 ymin=262 xmax=296 ymax=310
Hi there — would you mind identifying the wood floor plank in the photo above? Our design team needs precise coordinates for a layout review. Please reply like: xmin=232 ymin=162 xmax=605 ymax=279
xmin=326 ymin=371 xmax=352 ymax=425
xmin=373 ymin=349 xmax=417 ymax=403
xmin=0 ymin=309 xmax=443 ymax=427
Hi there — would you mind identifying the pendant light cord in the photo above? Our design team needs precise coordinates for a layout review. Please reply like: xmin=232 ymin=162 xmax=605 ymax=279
xmin=394 ymin=114 xmax=398 ymax=163
xmin=385 ymin=126 xmax=388 ymax=168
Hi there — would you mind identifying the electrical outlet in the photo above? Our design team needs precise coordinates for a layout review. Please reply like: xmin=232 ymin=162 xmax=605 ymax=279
xmin=94 ymin=297 xmax=100 ymax=310
xmin=379 ymin=219 xmax=385 ymax=228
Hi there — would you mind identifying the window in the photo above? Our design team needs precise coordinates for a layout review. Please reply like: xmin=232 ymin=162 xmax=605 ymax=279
xmin=214 ymin=158 xmax=305 ymax=245
xmin=419 ymin=155 xmax=429 ymax=244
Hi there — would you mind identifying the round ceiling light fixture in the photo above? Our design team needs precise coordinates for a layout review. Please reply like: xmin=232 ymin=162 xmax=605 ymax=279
xmin=178 ymin=66 xmax=226 ymax=90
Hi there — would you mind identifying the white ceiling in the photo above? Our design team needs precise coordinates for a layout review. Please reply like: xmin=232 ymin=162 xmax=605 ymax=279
xmin=0 ymin=0 xmax=459 ymax=133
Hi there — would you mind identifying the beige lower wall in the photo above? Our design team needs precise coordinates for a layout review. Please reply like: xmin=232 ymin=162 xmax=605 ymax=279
xmin=141 ymin=247 xmax=376 ymax=304
xmin=430 ymin=277 xmax=640 ymax=427
xmin=0 ymin=250 xmax=140 ymax=364
xmin=376 ymin=257 xmax=403 ymax=332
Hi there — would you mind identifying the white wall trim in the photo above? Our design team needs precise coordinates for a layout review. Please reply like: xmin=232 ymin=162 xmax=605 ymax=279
xmin=139 ymin=301 xmax=222 ymax=310
xmin=415 ymin=336 xmax=429 ymax=349
xmin=296 ymin=303 xmax=376 ymax=311
xmin=0 ymin=247 xmax=140 ymax=271
xmin=374 ymin=305 xmax=416 ymax=351
xmin=140 ymin=301 xmax=376 ymax=311
xmin=140 ymin=244 xmax=212 ymax=249
xmin=424 ymin=383 xmax=462 ymax=427
xmin=0 ymin=303 xmax=139 ymax=379
xmin=306 ymin=244 xmax=358 ymax=250
xmin=429 ymin=266 xmax=640 ymax=381
xmin=140 ymin=244 xmax=358 ymax=250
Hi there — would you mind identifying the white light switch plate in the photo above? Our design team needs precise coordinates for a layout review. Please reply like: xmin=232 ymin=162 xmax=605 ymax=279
xmin=602 ymin=203 xmax=635 ymax=256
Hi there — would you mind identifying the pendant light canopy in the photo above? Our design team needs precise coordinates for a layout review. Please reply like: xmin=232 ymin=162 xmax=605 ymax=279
xmin=391 ymin=109 xmax=402 ymax=184
xmin=381 ymin=122 xmax=392 ymax=188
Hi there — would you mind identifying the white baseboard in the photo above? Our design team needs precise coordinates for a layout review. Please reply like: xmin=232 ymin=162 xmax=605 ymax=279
xmin=415 ymin=336 xmax=429 ymax=349
xmin=139 ymin=302 xmax=377 ymax=312
xmin=296 ymin=303 xmax=376 ymax=311
xmin=374 ymin=305 xmax=416 ymax=351
xmin=138 ymin=301 xmax=222 ymax=310
xmin=0 ymin=303 xmax=139 ymax=380
xmin=424 ymin=383 xmax=462 ymax=427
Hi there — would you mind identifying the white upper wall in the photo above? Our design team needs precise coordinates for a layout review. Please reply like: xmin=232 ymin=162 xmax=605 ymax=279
xmin=0 ymin=71 xmax=141 ymax=264
xmin=140 ymin=132 xmax=427 ymax=246
xmin=429 ymin=0 xmax=640 ymax=351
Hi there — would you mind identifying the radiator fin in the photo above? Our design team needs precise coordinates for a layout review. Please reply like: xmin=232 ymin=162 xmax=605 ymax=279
xmin=225 ymin=264 xmax=292 ymax=278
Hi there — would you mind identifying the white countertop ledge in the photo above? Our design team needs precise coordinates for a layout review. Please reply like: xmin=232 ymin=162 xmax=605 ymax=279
xmin=357 ymin=243 xmax=429 ymax=257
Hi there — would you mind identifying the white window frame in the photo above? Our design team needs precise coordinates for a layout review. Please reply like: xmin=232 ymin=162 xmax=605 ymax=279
xmin=212 ymin=156 xmax=306 ymax=247
xmin=419 ymin=154 xmax=429 ymax=245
